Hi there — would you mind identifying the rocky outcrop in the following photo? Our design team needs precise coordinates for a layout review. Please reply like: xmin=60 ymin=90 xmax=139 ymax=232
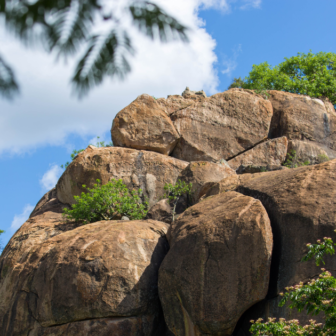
xmin=236 ymin=160 xmax=336 ymax=296
xmin=111 ymin=94 xmax=180 ymax=155
xmin=146 ymin=199 xmax=173 ymax=225
xmin=159 ymin=192 xmax=273 ymax=336
xmin=228 ymin=136 xmax=288 ymax=172
xmin=170 ymin=88 xmax=273 ymax=162
xmin=177 ymin=161 xmax=236 ymax=204
xmin=0 ymin=195 xmax=170 ymax=336
xmin=56 ymin=146 xmax=188 ymax=207
xmin=268 ymin=90 xmax=336 ymax=159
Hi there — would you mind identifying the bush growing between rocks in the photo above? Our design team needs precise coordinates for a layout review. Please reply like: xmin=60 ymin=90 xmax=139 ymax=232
xmin=63 ymin=179 xmax=148 ymax=224
xmin=163 ymin=179 xmax=192 ymax=221
xmin=283 ymin=150 xmax=310 ymax=168
xmin=250 ymin=235 xmax=336 ymax=336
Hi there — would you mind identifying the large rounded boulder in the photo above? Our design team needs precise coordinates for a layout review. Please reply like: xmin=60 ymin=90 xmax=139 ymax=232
xmin=56 ymin=146 xmax=188 ymax=207
xmin=0 ymin=205 xmax=170 ymax=336
xmin=170 ymin=89 xmax=273 ymax=162
xmin=159 ymin=191 xmax=273 ymax=336
xmin=111 ymin=94 xmax=180 ymax=155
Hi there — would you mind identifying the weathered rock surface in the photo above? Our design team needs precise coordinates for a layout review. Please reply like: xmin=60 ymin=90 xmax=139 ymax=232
xmin=287 ymin=139 xmax=330 ymax=165
xmin=268 ymin=90 xmax=336 ymax=159
xmin=236 ymin=160 xmax=336 ymax=297
xmin=56 ymin=146 xmax=188 ymax=207
xmin=146 ymin=199 xmax=173 ymax=225
xmin=170 ymin=88 xmax=273 ymax=162
xmin=177 ymin=161 xmax=236 ymax=204
xmin=0 ymin=206 xmax=170 ymax=336
xmin=228 ymin=136 xmax=288 ymax=172
xmin=111 ymin=94 xmax=180 ymax=155
xmin=156 ymin=94 xmax=205 ymax=117
xmin=159 ymin=192 xmax=273 ymax=336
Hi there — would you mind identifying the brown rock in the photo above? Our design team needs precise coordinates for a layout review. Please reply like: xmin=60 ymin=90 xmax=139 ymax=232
xmin=111 ymin=94 xmax=180 ymax=155
xmin=170 ymin=88 xmax=273 ymax=162
xmin=287 ymin=139 xmax=331 ymax=165
xmin=56 ymin=146 xmax=188 ymax=207
xmin=177 ymin=161 xmax=236 ymax=204
xmin=228 ymin=137 xmax=288 ymax=172
xmin=236 ymin=160 xmax=336 ymax=297
xmin=268 ymin=90 xmax=336 ymax=158
xmin=0 ymin=213 xmax=169 ymax=336
xmin=146 ymin=199 xmax=173 ymax=225
xmin=156 ymin=94 xmax=205 ymax=117
xmin=159 ymin=192 xmax=273 ymax=336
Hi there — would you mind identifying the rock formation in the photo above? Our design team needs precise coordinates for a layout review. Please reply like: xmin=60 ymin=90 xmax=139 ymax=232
xmin=2 ymin=88 xmax=336 ymax=336
xmin=111 ymin=94 xmax=180 ymax=155
xmin=159 ymin=192 xmax=273 ymax=336
xmin=0 ymin=188 xmax=170 ymax=335
xmin=56 ymin=146 xmax=188 ymax=207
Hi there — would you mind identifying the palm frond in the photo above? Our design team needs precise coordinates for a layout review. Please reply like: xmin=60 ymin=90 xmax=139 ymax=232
xmin=0 ymin=54 xmax=19 ymax=99
xmin=129 ymin=1 xmax=189 ymax=42
xmin=71 ymin=30 xmax=134 ymax=98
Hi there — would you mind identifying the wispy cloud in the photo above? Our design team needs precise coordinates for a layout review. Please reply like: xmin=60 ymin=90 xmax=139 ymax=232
xmin=221 ymin=44 xmax=242 ymax=77
xmin=10 ymin=204 xmax=34 ymax=232
xmin=40 ymin=164 xmax=63 ymax=191
xmin=240 ymin=0 xmax=262 ymax=10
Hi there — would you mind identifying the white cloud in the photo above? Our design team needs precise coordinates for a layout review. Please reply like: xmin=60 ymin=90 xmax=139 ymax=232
xmin=40 ymin=165 xmax=63 ymax=191
xmin=221 ymin=44 xmax=242 ymax=77
xmin=0 ymin=0 xmax=261 ymax=155
xmin=10 ymin=204 xmax=34 ymax=232
xmin=240 ymin=0 xmax=262 ymax=9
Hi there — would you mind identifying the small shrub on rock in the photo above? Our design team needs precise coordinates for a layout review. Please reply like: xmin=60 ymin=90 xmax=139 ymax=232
xmin=163 ymin=179 xmax=192 ymax=221
xmin=63 ymin=179 xmax=148 ymax=224
xmin=283 ymin=150 xmax=310 ymax=168
xmin=250 ymin=235 xmax=336 ymax=336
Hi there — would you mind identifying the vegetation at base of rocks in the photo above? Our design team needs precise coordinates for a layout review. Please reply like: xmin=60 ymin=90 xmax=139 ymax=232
xmin=283 ymin=150 xmax=310 ymax=168
xmin=61 ymin=136 xmax=113 ymax=169
xmin=63 ymin=179 xmax=148 ymax=224
xmin=318 ymin=153 xmax=330 ymax=163
xmin=250 ymin=235 xmax=336 ymax=336
xmin=163 ymin=180 xmax=192 ymax=222
xmin=228 ymin=51 xmax=336 ymax=105
xmin=0 ymin=1 xmax=188 ymax=99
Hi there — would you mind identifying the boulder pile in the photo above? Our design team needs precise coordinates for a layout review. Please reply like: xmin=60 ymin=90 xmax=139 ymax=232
xmin=1 ymin=88 xmax=336 ymax=336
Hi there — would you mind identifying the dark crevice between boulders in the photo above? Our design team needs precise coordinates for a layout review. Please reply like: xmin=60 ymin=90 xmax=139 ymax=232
xmin=232 ymin=188 xmax=283 ymax=336
xmin=236 ymin=187 xmax=281 ymax=299
xmin=225 ymin=137 xmax=269 ymax=162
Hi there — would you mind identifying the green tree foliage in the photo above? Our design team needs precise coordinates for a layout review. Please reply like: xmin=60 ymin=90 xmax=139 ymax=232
xmin=63 ymin=179 xmax=148 ymax=224
xmin=228 ymin=76 xmax=245 ymax=89
xmin=250 ymin=235 xmax=336 ymax=336
xmin=163 ymin=180 xmax=192 ymax=221
xmin=0 ymin=0 xmax=189 ymax=98
xmin=61 ymin=136 xmax=113 ymax=169
xmin=0 ymin=229 xmax=4 ymax=252
xmin=229 ymin=52 xmax=336 ymax=105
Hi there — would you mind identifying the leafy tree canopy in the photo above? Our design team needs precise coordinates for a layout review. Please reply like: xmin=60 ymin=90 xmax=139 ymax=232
xmin=0 ymin=0 xmax=189 ymax=99
xmin=229 ymin=51 xmax=336 ymax=105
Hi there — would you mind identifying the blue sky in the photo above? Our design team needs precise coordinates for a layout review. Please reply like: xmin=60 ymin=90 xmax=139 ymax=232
xmin=1 ymin=0 xmax=336 ymax=249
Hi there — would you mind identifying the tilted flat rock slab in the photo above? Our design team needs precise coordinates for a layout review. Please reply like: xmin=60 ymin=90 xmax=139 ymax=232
xmin=228 ymin=136 xmax=288 ymax=172
xmin=56 ymin=146 xmax=188 ymax=207
xmin=159 ymin=191 xmax=273 ymax=336
xmin=111 ymin=94 xmax=180 ymax=155
xmin=170 ymin=89 xmax=273 ymax=162
xmin=0 ymin=204 xmax=169 ymax=336
xmin=268 ymin=90 xmax=336 ymax=158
